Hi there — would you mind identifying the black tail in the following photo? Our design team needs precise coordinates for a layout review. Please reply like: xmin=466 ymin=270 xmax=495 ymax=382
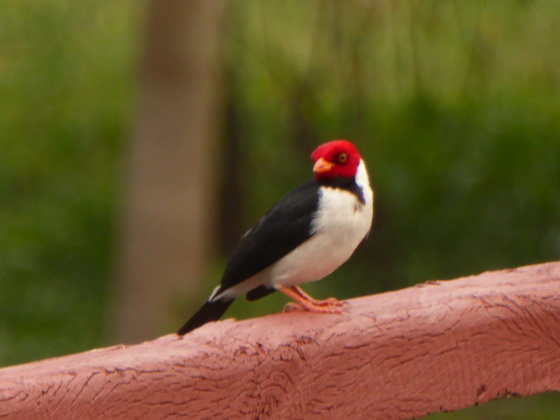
xmin=177 ymin=299 xmax=234 ymax=335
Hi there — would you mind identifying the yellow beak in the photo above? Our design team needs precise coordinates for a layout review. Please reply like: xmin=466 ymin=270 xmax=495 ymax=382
xmin=313 ymin=157 xmax=335 ymax=173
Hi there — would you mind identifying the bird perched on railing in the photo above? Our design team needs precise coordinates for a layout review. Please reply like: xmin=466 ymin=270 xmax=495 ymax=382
xmin=178 ymin=140 xmax=374 ymax=335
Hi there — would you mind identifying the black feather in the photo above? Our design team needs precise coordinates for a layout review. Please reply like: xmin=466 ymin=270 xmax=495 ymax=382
xmin=177 ymin=175 xmax=363 ymax=334
xmin=246 ymin=285 xmax=276 ymax=301
xmin=177 ymin=299 xmax=234 ymax=335
xmin=220 ymin=179 xmax=319 ymax=291
xmin=320 ymin=176 xmax=365 ymax=204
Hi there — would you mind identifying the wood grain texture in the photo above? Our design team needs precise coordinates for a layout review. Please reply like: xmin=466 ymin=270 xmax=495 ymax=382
xmin=1 ymin=262 xmax=559 ymax=419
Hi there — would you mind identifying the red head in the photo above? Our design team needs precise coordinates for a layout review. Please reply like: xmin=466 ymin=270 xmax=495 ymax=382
xmin=311 ymin=140 xmax=362 ymax=181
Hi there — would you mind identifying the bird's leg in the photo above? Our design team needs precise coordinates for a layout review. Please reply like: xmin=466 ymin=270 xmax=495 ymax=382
xmin=291 ymin=285 xmax=345 ymax=307
xmin=279 ymin=286 xmax=345 ymax=314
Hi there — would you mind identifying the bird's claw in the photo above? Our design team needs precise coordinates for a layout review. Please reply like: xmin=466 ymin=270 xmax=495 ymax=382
xmin=283 ymin=299 xmax=347 ymax=314
xmin=314 ymin=297 xmax=345 ymax=307
xmin=283 ymin=302 xmax=305 ymax=313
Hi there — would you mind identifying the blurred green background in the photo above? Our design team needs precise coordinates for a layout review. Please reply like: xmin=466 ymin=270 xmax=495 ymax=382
xmin=0 ymin=0 xmax=558 ymax=418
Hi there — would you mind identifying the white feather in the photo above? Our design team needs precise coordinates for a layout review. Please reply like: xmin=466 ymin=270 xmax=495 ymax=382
xmin=270 ymin=158 xmax=373 ymax=287
xmin=215 ymin=160 xmax=373 ymax=300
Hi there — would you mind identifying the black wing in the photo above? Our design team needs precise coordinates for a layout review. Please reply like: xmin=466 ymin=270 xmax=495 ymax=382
xmin=217 ymin=179 xmax=320 ymax=294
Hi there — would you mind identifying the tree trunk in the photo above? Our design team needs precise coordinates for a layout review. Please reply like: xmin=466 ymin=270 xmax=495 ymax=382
xmin=111 ymin=0 xmax=228 ymax=343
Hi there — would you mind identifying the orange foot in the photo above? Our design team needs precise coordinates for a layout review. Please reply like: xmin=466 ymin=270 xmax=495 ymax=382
xmin=280 ymin=285 xmax=346 ymax=314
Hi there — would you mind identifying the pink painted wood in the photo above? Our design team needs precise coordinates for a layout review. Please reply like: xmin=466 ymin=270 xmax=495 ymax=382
xmin=1 ymin=262 xmax=559 ymax=419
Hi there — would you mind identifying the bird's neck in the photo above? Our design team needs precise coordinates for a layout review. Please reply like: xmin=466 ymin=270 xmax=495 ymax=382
xmin=355 ymin=159 xmax=371 ymax=190
xmin=317 ymin=160 xmax=371 ymax=205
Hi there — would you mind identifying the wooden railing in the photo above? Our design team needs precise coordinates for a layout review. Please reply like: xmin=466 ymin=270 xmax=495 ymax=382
xmin=1 ymin=262 xmax=559 ymax=419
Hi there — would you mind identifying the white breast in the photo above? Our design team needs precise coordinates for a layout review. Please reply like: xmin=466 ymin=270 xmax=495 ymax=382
xmin=269 ymin=159 xmax=374 ymax=288
xmin=213 ymin=160 xmax=374 ymax=300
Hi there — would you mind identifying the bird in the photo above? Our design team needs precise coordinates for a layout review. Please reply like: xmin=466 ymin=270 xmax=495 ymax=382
xmin=177 ymin=140 xmax=374 ymax=335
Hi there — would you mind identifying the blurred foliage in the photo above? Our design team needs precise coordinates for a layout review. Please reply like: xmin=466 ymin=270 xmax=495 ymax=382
xmin=0 ymin=0 xmax=559 ymax=417
xmin=224 ymin=1 xmax=560 ymax=305
xmin=0 ymin=0 xmax=141 ymax=364
xmin=426 ymin=393 xmax=560 ymax=420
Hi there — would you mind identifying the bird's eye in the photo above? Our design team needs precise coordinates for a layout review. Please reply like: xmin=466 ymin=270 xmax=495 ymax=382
xmin=338 ymin=153 xmax=348 ymax=163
